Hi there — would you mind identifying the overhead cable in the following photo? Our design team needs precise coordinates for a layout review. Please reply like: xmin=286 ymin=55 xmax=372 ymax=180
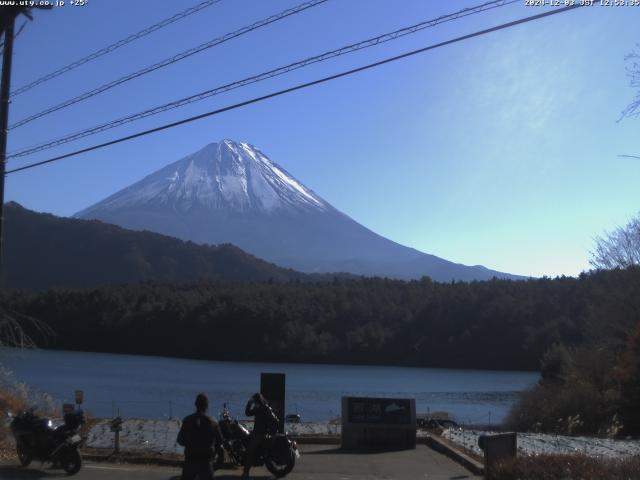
xmin=9 ymin=0 xmax=328 ymax=129
xmin=5 ymin=4 xmax=583 ymax=176
xmin=8 ymin=0 xmax=518 ymax=159
xmin=10 ymin=0 xmax=223 ymax=97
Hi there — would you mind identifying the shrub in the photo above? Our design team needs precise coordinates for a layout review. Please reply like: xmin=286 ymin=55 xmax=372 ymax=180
xmin=504 ymin=379 xmax=614 ymax=435
xmin=506 ymin=338 xmax=623 ymax=435
xmin=492 ymin=454 xmax=640 ymax=480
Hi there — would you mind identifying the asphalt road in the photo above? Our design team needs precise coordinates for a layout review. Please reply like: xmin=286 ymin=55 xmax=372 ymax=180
xmin=0 ymin=444 xmax=480 ymax=480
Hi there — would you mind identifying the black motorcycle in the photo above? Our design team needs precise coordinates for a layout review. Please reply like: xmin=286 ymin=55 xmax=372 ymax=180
xmin=216 ymin=404 xmax=298 ymax=478
xmin=10 ymin=409 xmax=85 ymax=476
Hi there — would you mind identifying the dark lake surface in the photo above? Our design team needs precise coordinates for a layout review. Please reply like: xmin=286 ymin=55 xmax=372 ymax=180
xmin=0 ymin=348 xmax=538 ymax=424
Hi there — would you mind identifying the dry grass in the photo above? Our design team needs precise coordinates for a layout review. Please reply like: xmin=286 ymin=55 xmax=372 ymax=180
xmin=492 ymin=454 xmax=640 ymax=480
xmin=0 ymin=387 xmax=27 ymax=416
xmin=0 ymin=433 xmax=16 ymax=462
xmin=0 ymin=367 xmax=58 ymax=463
xmin=0 ymin=388 xmax=24 ymax=462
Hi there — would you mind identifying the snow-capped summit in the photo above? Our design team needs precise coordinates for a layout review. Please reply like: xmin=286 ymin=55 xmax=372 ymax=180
xmin=77 ymin=140 xmax=327 ymax=217
xmin=76 ymin=140 xmax=521 ymax=281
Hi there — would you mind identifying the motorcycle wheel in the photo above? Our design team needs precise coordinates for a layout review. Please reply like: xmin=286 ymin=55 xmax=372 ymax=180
xmin=264 ymin=449 xmax=295 ymax=478
xmin=230 ymin=441 xmax=246 ymax=467
xmin=60 ymin=448 xmax=82 ymax=476
xmin=16 ymin=442 xmax=32 ymax=467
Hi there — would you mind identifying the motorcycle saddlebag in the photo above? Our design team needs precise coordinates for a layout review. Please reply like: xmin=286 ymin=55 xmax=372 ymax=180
xmin=64 ymin=412 xmax=84 ymax=430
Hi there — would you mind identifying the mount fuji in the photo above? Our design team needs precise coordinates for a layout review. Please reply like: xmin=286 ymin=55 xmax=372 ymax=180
xmin=75 ymin=139 xmax=520 ymax=281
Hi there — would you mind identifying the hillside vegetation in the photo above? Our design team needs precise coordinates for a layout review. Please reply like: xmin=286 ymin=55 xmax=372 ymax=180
xmin=2 ymin=202 xmax=325 ymax=289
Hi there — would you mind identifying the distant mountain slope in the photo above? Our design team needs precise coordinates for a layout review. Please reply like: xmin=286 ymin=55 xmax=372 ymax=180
xmin=3 ymin=202 xmax=315 ymax=290
xmin=76 ymin=139 xmax=523 ymax=281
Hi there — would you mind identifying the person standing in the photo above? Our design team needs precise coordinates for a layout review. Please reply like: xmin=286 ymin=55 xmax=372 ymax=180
xmin=177 ymin=393 xmax=222 ymax=480
xmin=242 ymin=392 xmax=277 ymax=478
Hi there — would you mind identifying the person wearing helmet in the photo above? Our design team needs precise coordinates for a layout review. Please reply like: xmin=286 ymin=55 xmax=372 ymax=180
xmin=177 ymin=393 xmax=222 ymax=480
xmin=242 ymin=392 xmax=278 ymax=478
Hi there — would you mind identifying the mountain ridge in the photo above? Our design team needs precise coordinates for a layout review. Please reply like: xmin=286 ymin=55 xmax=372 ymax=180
xmin=3 ymin=201 xmax=343 ymax=290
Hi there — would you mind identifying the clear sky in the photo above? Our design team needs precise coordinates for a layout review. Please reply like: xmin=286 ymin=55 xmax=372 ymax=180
xmin=4 ymin=0 xmax=640 ymax=278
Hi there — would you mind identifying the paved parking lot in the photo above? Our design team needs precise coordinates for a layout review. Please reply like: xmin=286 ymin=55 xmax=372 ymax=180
xmin=0 ymin=444 xmax=480 ymax=480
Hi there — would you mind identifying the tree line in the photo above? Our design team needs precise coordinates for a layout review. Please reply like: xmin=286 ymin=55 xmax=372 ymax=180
xmin=1 ymin=268 xmax=638 ymax=374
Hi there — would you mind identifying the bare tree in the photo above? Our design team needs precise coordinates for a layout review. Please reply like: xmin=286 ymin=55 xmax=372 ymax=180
xmin=0 ymin=307 xmax=53 ymax=348
xmin=621 ymin=46 xmax=640 ymax=119
xmin=605 ymin=48 xmax=640 ymax=268
xmin=590 ymin=213 xmax=640 ymax=269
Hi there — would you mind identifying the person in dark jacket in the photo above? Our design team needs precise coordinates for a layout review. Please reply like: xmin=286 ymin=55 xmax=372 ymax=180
xmin=242 ymin=392 xmax=277 ymax=478
xmin=177 ymin=393 xmax=222 ymax=480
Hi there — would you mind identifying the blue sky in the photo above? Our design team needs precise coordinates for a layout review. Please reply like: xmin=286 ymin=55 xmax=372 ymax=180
xmin=4 ymin=0 xmax=640 ymax=278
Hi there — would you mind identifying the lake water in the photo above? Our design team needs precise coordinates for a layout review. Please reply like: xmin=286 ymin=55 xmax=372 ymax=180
xmin=0 ymin=348 xmax=538 ymax=424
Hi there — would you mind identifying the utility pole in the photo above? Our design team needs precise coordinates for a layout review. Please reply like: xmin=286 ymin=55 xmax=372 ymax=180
xmin=0 ymin=6 xmax=50 ymax=284
xmin=0 ymin=9 xmax=17 ymax=286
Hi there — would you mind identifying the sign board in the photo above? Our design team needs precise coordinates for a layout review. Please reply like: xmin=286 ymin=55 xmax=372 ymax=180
xmin=75 ymin=390 xmax=84 ymax=405
xmin=342 ymin=396 xmax=416 ymax=451
xmin=260 ymin=373 xmax=285 ymax=433
xmin=347 ymin=397 xmax=412 ymax=425
xmin=110 ymin=417 xmax=123 ymax=432
xmin=62 ymin=403 xmax=75 ymax=415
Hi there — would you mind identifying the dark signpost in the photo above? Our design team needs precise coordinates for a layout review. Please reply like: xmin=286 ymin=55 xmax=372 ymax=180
xmin=111 ymin=417 xmax=123 ymax=453
xmin=260 ymin=372 xmax=285 ymax=433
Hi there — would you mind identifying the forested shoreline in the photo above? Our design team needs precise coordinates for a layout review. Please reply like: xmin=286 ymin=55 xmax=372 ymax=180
xmin=0 ymin=267 xmax=637 ymax=371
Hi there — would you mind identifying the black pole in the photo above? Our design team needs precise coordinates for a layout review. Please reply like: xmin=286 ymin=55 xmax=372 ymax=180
xmin=0 ymin=16 xmax=15 ymax=284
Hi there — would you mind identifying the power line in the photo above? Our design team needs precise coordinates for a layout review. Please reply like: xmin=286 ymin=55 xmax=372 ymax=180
xmin=9 ymin=0 xmax=328 ymax=130
xmin=8 ymin=0 xmax=519 ymax=159
xmin=5 ymin=4 xmax=584 ymax=176
xmin=14 ymin=20 xmax=27 ymax=38
xmin=9 ymin=0 xmax=223 ymax=97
